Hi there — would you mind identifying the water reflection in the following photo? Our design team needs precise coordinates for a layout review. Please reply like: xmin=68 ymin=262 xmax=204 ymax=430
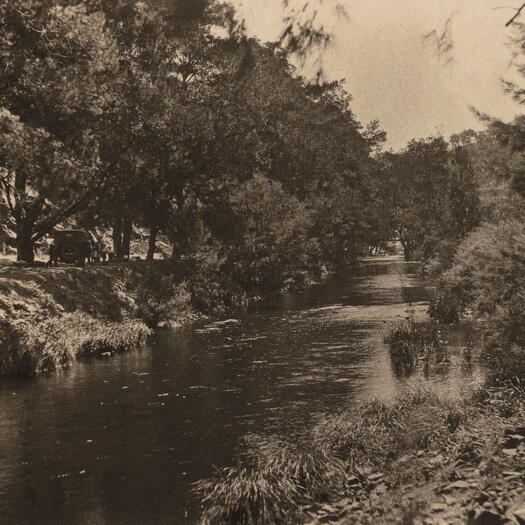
xmin=0 ymin=257 xmax=480 ymax=524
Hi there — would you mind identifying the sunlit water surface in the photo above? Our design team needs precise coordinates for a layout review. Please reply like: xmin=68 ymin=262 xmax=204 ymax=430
xmin=0 ymin=257 xmax=481 ymax=524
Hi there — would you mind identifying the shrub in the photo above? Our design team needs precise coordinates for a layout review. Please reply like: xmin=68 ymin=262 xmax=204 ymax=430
xmin=228 ymin=175 xmax=320 ymax=296
xmin=431 ymin=220 xmax=525 ymax=323
xmin=484 ymin=343 xmax=525 ymax=387
xmin=430 ymin=220 xmax=525 ymax=381
xmin=135 ymin=273 xmax=192 ymax=328
xmin=184 ymin=248 xmax=241 ymax=313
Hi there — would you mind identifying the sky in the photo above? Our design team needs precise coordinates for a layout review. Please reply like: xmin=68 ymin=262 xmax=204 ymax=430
xmin=233 ymin=0 xmax=524 ymax=150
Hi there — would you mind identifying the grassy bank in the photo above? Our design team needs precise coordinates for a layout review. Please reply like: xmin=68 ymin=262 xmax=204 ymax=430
xmin=0 ymin=261 xmax=195 ymax=377
xmin=0 ymin=313 xmax=151 ymax=376
xmin=194 ymin=319 xmax=525 ymax=525
xmin=0 ymin=257 xmax=318 ymax=378
xmin=195 ymin=383 xmax=525 ymax=525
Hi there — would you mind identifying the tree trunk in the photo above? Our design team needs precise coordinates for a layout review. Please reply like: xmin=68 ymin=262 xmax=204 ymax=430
xmin=16 ymin=228 xmax=35 ymax=263
xmin=113 ymin=219 xmax=123 ymax=258
xmin=401 ymin=240 xmax=413 ymax=261
xmin=122 ymin=217 xmax=132 ymax=258
xmin=147 ymin=224 xmax=158 ymax=261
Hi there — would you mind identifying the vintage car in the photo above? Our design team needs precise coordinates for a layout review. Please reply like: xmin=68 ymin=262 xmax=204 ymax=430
xmin=50 ymin=230 xmax=92 ymax=266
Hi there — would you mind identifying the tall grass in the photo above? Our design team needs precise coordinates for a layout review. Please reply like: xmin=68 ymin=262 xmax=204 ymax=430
xmin=384 ymin=318 xmax=447 ymax=376
xmin=0 ymin=313 xmax=151 ymax=376
xmin=193 ymin=440 xmax=346 ymax=525
xmin=313 ymin=386 xmax=466 ymax=468
xmin=194 ymin=386 xmax=478 ymax=525
xmin=0 ymin=319 xmax=30 ymax=376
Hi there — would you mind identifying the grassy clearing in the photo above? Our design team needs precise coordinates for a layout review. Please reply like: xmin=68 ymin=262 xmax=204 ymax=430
xmin=384 ymin=318 xmax=448 ymax=376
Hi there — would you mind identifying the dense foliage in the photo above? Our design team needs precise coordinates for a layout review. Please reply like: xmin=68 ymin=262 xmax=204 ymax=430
xmin=375 ymin=134 xmax=481 ymax=262
xmin=422 ymin=22 xmax=525 ymax=383
xmin=1 ymin=1 xmax=524 ymax=371
xmin=0 ymin=0 xmax=384 ymax=301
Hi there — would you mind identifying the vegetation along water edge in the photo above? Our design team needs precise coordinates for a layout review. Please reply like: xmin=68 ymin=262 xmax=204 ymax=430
xmin=0 ymin=261 xmax=195 ymax=377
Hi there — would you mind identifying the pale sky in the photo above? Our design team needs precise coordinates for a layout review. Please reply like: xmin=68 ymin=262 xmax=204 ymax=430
xmin=233 ymin=0 xmax=524 ymax=150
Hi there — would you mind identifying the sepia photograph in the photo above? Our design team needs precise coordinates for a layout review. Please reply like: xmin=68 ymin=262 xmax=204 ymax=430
xmin=0 ymin=1 xmax=524 ymax=523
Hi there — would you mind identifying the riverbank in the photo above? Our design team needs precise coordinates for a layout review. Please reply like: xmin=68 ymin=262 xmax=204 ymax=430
xmin=0 ymin=261 xmax=195 ymax=377
xmin=196 ymin=381 xmax=525 ymax=525
xmin=304 ymin=384 xmax=525 ymax=525
xmin=194 ymin=311 xmax=525 ymax=525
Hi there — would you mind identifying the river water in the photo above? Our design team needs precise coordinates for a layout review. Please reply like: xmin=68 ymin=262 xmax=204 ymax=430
xmin=0 ymin=257 xmax=479 ymax=524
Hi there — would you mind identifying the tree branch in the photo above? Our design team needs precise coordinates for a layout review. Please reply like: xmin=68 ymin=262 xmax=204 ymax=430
xmin=2 ymin=183 xmax=16 ymax=218
xmin=0 ymin=173 xmax=19 ymax=219
xmin=506 ymin=2 xmax=525 ymax=26
xmin=31 ymin=172 xmax=108 ymax=243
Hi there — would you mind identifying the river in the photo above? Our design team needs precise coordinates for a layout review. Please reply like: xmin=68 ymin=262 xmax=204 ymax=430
xmin=0 ymin=257 xmax=479 ymax=524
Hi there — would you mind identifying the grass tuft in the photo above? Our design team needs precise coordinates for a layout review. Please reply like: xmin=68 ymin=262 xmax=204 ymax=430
xmin=0 ymin=313 xmax=151 ymax=376
xmin=193 ymin=439 xmax=346 ymax=525
xmin=312 ymin=386 xmax=462 ymax=468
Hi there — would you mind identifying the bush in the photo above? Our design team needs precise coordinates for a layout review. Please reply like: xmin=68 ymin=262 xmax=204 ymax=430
xmin=384 ymin=319 xmax=447 ymax=376
xmin=135 ymin=273 xmax=192 ymax=328
xmin=228 ymin=175 xmax=320 ymax=296
xmin=183 ymin=245 xmax=246 ymax=313
xmin=484 ymin=343 xmax=525 ymax=386
xmin=431 ymin=220 xmax=525 ymax=322
xmin=430 ymin=220 xmax=525 ymax=381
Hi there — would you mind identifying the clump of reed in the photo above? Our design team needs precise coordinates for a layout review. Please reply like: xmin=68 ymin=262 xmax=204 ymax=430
xmin=1 ymin=312 xmax=151 ymax=376
xmin=193 ymin=439 xmax=346 ymax=525
xmin=384 ymin=318 xmax=448 ymax=376
xmin=314 ymin=387 xmax=464 ymax=464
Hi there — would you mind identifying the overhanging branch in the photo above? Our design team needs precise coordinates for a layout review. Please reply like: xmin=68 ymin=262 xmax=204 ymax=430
xmin=506 ymin=2 xmax=525 ymax=26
